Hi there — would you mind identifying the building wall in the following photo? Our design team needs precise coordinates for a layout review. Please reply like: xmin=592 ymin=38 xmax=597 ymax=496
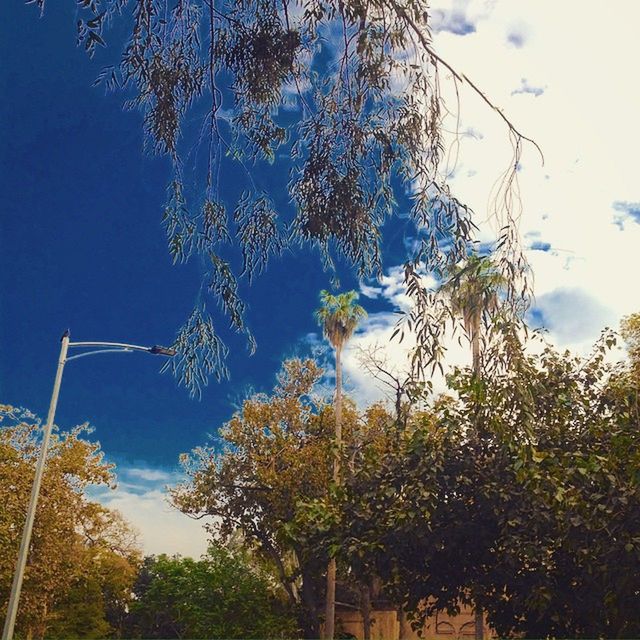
xmin=335 ymin=605 xmax=491 ymax=640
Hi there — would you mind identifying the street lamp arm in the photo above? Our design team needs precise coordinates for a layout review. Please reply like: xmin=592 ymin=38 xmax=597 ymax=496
xmin=65 ymin=348 xmax=136 ymax=362
xmin=68 ymin=341 xmax=157 ymax=352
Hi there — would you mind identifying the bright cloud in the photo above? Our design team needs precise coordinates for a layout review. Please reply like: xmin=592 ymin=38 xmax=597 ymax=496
xmin=613 ymin=201 xmax=640 ymax=227
xmin=511 ymin=78 xmax=545 ymax=97
xmin=430 ymin=0 xmax=496 ymax=35
xmin=97 ymin=3 xmax=640 ymax=550
xmin=125 ymin=467 xmax=175 ymax=483
xmin=427 ymin=0 xmax=640 ymax=354
xmin=304 ymin=268 xmax=468 ymax=408
xmin=533 ymin=287 xmax=617 ymax=346
xmin=91 ymin=465 xmax=210 ymax=558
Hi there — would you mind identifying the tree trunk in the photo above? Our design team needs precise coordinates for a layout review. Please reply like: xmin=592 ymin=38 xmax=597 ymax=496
xmin=301 ymin=566 xmax=322 ymax=639
xmin=395 ymin=388 xmax=403 ymax=428
xmin=324 ymin=345 xmax=343 ymax=640
xmin=474 ymin=603 xmax=484 ymax=640
xmin=471 ymin=316 xmax=483 ymax=640
xmin=471 ymin=315 xmax=481 ymax=377
xmin=334 ymin=344 xmax=343 ymax=482
xmin=361 ymin=583 xmax=372 ymax=640
xmin=398 ymin=607 xmax=408 ymax=640
xmin=324 ymin=559 xmax=337 ymax=640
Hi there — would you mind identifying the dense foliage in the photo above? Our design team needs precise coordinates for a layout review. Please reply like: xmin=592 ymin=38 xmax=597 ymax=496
xmin=125 ymin=548 xmax=297 ymax=639
xmin=171 ymin=359 xmax=343 ymax=637
xmin=3 ymin=316 xmax=640 ymax=638
xmin=314 ymin=331 xmax=640 ymax=639
xmin=0 ymin=406 xmax=298 ymax=639
xmin=0 ymin=406 xmax=141 ymax=639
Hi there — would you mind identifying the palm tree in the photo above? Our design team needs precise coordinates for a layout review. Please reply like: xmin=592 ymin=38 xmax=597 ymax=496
xmin=315 ymin=289 xmax=367 ymax=640
xmin=441 ymin=254 xmax=505 ymax=378
xmin=440 ymin=254 xmax=505 ymax=640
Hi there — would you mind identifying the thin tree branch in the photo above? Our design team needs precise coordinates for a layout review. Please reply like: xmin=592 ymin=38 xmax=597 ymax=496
xmin=384 ymin=0 xmax=544 ymax=165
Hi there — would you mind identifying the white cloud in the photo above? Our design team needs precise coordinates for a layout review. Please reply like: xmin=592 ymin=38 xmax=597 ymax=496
xmin=533 ymin=288 xmax=617 ymax=346
xmin=505 ymin=31 xmax=524 ymax=48
xmin=612 ymin=201 xmax=640 ymax=229
xmin=511 ymin=78 xmax=545 ymax=98
xmin=424 ymin=0 xmax=640 ymax=354
xmin=299 ymin=2 xmax=640 ymax=406
xmin=306 ymin=268 xmax=470 ymax=408
xmin=430 ymin=0 xmax=497 ymax=35
xmin=125 ymin=467 xmax=175 ymax=483
xmin=91 ymin=467 xmax=210 ymax=559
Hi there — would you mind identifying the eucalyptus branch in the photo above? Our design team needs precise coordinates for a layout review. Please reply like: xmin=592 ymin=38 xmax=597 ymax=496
xmin=384 ymin=0 xmax=544 ymax=165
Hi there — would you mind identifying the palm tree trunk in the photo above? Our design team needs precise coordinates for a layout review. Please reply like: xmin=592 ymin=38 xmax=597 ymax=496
xmin=471 ymin=315 xmax=484 ymax=640
xmin=471 ymin=315 xmax=481 ymax=377
xmin=361 ymin=582 xmax=372 ymax=640
xmin=474 ymin=603 xmax=484 ymax=640
xmin=324 ymin=558 xmax=337 ymax=640
xmin=334 ymin=344 xmax=343 ymax=481
xmin=324 ymin=345 xmax=343 ymax=640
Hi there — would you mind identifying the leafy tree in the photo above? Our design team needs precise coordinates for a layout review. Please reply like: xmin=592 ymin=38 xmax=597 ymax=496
xmin=332 ymin=329 xmax=640 ymax=639
xmin=315 ymin=289 xmax=366 ymax=639
xmin=621 ymin=312 xmax=640 ymax=381
xmin=77 ymin=505 xmax=142 ymax=637
xmin=44 ymin=575 xmax=112 ymax=640
xmin=294 ymin=401 xmax=407 ymax=640
xmin=171 ymin=358 xmax=360 ymax=638
xmin=484 ymin=334 xmax=640 ymax=638
xmin=0 ymin=406 xmax=141 ymax=639
xmin=125 ymin=547 xmax=297 ymax=639
xmin=24 ymin=1 xmax=538 ymax=394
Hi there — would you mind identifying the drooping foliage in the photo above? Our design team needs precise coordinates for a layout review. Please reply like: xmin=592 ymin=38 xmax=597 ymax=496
xmin=27 ymin=0 xmax=538 ymax=394
xmin=439 ymin=254 xmax=507 ymax=373
xmin=316 ymin=289 xmax=367 ymax=353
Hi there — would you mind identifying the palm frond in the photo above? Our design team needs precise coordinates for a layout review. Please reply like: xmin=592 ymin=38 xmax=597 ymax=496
xmin=315 ymin=290 xmax=367 ymax=350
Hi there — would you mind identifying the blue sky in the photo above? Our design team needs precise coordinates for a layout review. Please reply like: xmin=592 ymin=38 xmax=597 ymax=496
xmin=0 ymin=4 xmax=389 ymax=467
xmin=0 ymin=4 xmax=407 ymax=554
xmin=3 ymin=1 xmax=640 ymax=556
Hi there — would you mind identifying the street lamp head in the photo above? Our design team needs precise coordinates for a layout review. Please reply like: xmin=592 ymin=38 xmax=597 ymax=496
xmin=149 ymin=345 xmax=177 ymax=357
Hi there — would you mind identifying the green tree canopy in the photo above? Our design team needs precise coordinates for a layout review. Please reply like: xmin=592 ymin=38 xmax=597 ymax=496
xmin=125 ymin=547 xmax=297 ymax=639
xmin=316 ymin=290 xmax=367 ymax=353
xmin=171 ymin=358 xmax=363 ymax=637
xmin=311 ymin=326 xmax=640 ymax=639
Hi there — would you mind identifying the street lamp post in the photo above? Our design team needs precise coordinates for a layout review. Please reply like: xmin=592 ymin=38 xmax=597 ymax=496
xmin=1 ymin=331 xmax=175 ymax=640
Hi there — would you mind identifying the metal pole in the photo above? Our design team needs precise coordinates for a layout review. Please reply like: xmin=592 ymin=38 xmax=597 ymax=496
xmin=2 ymin=333 xmax=70 ymax=640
